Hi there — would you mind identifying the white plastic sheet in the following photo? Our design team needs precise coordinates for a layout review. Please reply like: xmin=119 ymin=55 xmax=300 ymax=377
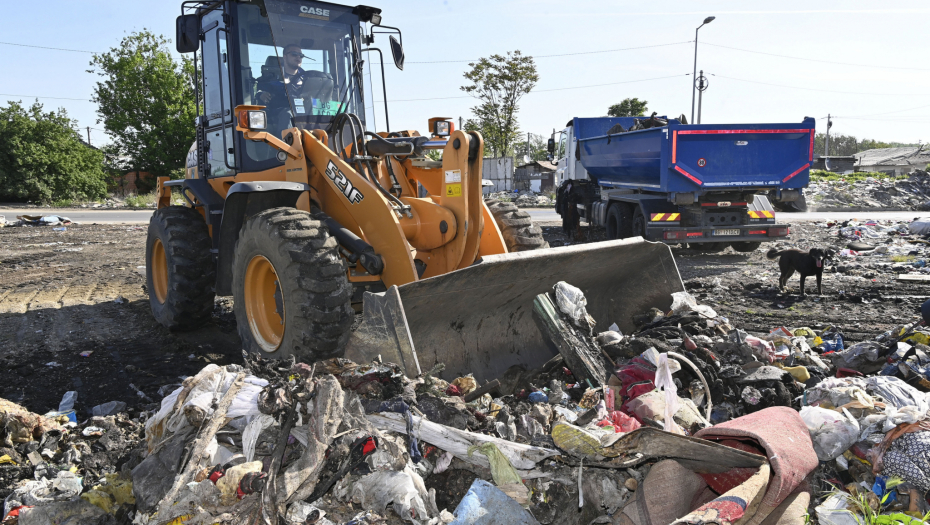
xmin=654 ymin=354 xmax=683 ymax=435
xmin=553 ymin=281 xmax=589 ymax=326
xmin=670 ymin=291 xmax=717 ymax=319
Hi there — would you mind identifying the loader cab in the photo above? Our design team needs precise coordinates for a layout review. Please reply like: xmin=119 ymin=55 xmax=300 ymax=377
xmin=177 ymin=0 xmax=400 ymax=177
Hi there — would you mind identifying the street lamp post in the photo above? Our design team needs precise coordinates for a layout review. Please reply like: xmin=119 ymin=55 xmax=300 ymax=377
xmin=691 ymin=16 xmax=715 ymax=125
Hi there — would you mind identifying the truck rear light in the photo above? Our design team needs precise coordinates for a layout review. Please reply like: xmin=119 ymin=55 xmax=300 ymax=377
xmin=664 ymin=231 xmax=687 ymax=240
xmin=748 ymin=230 xmax=767 ymax=235
xmin=768 ymin=227 xmax=789 ymax=237
xmin=686 ymin=232 xmax=703 ymax=237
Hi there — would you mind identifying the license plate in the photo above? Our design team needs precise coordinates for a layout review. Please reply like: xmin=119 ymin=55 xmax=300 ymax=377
xmin=713 ymin=229 xmax=740 ymax=236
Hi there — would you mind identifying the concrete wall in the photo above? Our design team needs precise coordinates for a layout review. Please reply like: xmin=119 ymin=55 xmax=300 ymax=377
xmin=482 ymin=156 xmax=514 ymax=195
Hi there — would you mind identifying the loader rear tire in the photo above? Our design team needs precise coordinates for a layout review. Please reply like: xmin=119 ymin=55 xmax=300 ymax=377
xmin=232 ymin=207 xmax=353 ymax=361
xmin=485 ymin=199 xmax=549 ymax=252
xmin=146 ymin=206 xmax=216 ymax=331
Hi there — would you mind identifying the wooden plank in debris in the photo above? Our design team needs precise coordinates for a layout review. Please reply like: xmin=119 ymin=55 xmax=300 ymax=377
xmin=531 ymin=292 xmax=608 ymax=389
xmin=897 ymin=274 xmax=930 ymax=282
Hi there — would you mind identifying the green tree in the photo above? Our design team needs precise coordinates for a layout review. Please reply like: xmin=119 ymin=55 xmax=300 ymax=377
xmin=89 ymin=30 xmax=196 ymax=180
xmin=514 ymin=133 xmax=549 ymax=162
xmin=607 ymin=98 xmax=648 ymax=117
xmin=0 ymin=101 xmax=107 ymax=203
xmin=461 ymin=51 xmax=538 ymax=158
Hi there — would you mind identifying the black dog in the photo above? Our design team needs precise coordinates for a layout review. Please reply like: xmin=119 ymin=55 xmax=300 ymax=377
xmin=766 ymin=247 xmax=835 ymax=296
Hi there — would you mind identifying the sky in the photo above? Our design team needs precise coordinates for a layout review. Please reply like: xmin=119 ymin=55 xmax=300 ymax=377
xmin=2 ymin=0 xmax=928 ymax=149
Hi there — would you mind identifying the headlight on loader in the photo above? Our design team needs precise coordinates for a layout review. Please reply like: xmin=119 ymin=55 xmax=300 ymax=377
xmin=238 ymin=110 xmax=267 ymax=130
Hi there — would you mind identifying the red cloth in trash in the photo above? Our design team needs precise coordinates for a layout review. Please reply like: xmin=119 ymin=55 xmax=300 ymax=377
xmin=596 ymin=411 xmax=642 ymax=433
xmin=616 ymin=357 xmax=656 ymax=397
xmin=695 ymin=406 xmax=818 ymax=509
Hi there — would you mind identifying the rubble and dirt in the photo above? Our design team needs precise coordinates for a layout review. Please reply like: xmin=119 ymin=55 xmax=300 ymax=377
xmin=484 ymin=191 xmax=554 ymax=208
xmin=806 ymin=170 xmax=930 ymax=211
xmin=7 ymin=217 xmax=930 ymax=523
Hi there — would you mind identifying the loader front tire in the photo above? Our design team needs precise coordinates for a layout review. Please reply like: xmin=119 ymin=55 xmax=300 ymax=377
xmin=485 ymin=199 xmax=549 ymax=252
xmin=146 ymin=206 xmax=216 ymax=331
xmin=232 ymin=208 xmax=353 ymax=361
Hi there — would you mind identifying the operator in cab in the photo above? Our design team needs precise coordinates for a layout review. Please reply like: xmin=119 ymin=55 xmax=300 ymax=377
xmin=257 ymin=43 xmax=339 ymax=131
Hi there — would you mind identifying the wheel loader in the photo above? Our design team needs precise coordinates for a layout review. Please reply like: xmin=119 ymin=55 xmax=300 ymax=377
xmin=148 ymin=0 xmax=685 ymax=383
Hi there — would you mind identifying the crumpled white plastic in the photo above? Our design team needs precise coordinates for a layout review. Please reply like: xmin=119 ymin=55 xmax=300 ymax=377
xmin=654 ymin=353 xmax=684 ymax=435
xmin=554 ymin=281 xmax=590 ymax=326
xmin=242 ymin=414 xmax=276 ymax=462
xmin=670 ymin=291 xmax=717 ymax=319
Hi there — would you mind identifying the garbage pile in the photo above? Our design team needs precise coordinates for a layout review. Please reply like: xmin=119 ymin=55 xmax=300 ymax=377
xmin=5 ymin=282 xmax=930 ymax=524
xmin=806 ymin=170 xmax=930 ymax=210
xmin=0 ymin=215 xmax=76 ymax=228
xmin=484 ymin=191 xmax=553 ymax=208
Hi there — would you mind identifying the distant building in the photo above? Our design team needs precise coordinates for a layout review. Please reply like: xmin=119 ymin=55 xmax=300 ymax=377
xmin=855 ymin=146 xmax=930 ymax=176
xmin=514 ymin=160 xmax=557 ymax=193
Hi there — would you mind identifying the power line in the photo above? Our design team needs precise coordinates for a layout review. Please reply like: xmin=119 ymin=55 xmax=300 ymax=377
xmin=703 ymin=42 xmax=930 ymax=72
xmin=378 ymin=73 xmax=689 ymax=102
xmin=711 ymin=74 xmax=930 ymax=97
xmin=831 ymin=103 xmax=930 ymax=119
xmin=406 ymin=41 xmax=692 ymax=64
xmin=0 ymin=93 xmax=91 ymax=101
xmin=0 ymin=41 xmax=96 ymax=54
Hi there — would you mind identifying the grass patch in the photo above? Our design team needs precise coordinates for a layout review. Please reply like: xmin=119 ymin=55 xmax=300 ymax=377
xmin=809 ymin=170 xmax=902 ymax=183
xmin=50 ymin=198 xmax=74 ymax=207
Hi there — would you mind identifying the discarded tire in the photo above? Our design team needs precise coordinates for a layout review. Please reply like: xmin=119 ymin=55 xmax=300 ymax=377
xmin=146 ymin=206 xmax=216 ymax=331
xmin=606 ymin=203 xmax=633 ymax=240
xmin=485 ymin=199 xmax=549 ymax=252
xmin=232 ymin=207 xmax=353 ymax=360
xmin=731 ymin=241 xmax=762 ymax=253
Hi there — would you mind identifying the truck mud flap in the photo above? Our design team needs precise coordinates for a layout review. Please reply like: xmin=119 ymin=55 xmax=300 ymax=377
xmin=344 ymin=237 xmax=685 ymax=383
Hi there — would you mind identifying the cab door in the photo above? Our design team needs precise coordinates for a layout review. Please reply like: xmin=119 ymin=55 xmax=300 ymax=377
xmin=200 ymin=6 xmax=237 ymax=178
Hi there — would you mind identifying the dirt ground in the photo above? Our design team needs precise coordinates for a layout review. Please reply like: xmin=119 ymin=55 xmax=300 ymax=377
xmin=1 ymin=218 xmax=925 ymax=418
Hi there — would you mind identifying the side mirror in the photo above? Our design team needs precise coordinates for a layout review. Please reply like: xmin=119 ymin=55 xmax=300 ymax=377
xmin=389 ymin=35 xmax=404 ymax=71
xmin=547 ymin=138 xmax=555 ymax=154
xmin=176 ymin=14 xmax=200 ymax=53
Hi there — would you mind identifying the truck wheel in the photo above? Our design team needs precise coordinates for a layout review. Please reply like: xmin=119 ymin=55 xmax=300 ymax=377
xmin=631 ymin=206 xmax=647 ymax=238
xmin=486 ymin=199 xmax=549 ymax=252
xmin=146 ymin=206 xmax=216 ymax=331
xmin=232 ymin=207 xmax=353 ymax=360
xmin=606 ymin=203 xmax=632 ymax=240
xmin=731 ymin=241 xmax=762 ymax=253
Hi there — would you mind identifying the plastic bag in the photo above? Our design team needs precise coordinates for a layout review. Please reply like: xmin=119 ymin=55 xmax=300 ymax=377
xmin=467 ymin=443 xmax=528 ymax=505
xmin=554 ymin=281 xmax=594 ymax=329
xmin=242 ymin=413 xmax=275 ymax=462
xmin=349 ymin=468 xmax=432 ymax=523
xmin=800 ymin=406 xmax=860 ymax=461
xmin=450 ymin=479 xmax=539 ymax=525
xmin=670 ymin=291 xmax=717 ymax=319
xmin=654 ymin=353 xmax=683 ymax=435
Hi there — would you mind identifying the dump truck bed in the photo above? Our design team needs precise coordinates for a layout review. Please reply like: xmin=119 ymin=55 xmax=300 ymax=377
xmin=573 ymin=117 xmax=815 ymax=196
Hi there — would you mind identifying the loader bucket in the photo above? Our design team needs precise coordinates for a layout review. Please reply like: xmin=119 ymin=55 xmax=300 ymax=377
xmin=344 ymin=237 xmax=685 ymax=383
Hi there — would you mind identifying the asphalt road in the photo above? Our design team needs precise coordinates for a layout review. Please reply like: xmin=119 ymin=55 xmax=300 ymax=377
xmin=1 ymin=207 xmax=928 ymax=226
xmin=525 ymin=209 xmax=929 ymax=223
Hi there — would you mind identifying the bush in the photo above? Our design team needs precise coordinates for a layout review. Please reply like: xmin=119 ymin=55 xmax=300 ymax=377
xmin=0 ymin=101 xmax=108 ymax=203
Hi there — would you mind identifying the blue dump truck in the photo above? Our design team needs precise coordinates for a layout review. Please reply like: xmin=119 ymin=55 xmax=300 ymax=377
xmin=551 ymin=115 xmax=815 ymax=252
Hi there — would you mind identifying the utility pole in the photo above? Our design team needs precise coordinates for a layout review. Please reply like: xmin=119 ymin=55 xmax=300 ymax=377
xmin=825 ymin=114 xmax=832 ymax=156
xmin=459 ymin=116 xmax=463 ymax=132
xmin=691 ymin=16 xmax=715 ymax=125
xmin=696 ymin=70 xmax=708 ymax=124
xmin=527 ymin=131 xmax=531 ymax=161
xmin=86 ymin=126 xmax=92 ymax=146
